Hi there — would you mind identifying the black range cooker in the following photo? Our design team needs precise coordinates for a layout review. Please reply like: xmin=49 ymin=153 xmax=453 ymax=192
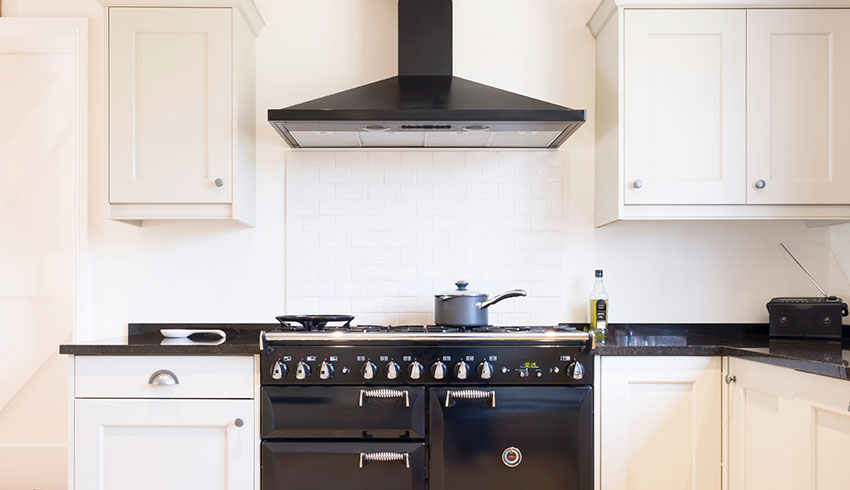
xmin=259 ymin=315 xmax=594 ymax=490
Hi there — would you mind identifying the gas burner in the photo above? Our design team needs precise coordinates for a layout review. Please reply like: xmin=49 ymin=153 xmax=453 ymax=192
xmin=274 ymin=315 xmax=354 ymax=332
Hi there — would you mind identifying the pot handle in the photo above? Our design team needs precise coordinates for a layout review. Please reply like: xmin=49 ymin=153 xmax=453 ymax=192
xmin=477 ymin=290 xmax=527 ymax=309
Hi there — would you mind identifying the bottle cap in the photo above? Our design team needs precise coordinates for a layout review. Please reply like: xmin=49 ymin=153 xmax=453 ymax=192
xmin=595 ymin=269 xmax=603 ymax=278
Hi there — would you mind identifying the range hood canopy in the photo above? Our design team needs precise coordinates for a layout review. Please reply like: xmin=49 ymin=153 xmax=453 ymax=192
xmin=268 ymin=0 xmax=586 ymax=149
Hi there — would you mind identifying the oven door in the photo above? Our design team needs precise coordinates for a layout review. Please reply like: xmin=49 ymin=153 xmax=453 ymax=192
xmin=429 ymin=386 xmax=592 ymax=490
xmin=262 ymin=441 xmax=426 ymax=490
xmin=261 ymin=386 xmax=425 ymax=439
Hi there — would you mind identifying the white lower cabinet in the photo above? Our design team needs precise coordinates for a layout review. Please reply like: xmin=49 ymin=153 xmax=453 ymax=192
xmin=72 ymin=355 xmax=258 ymax=490
xmin=75 ymin=399 xmax=254 ymax=490
xmin=599 ymin=356 xmax=722 ymax=490
xmin=728 ymin=358 xmax=795 ymax=490
xmin=727 ymin=358 xmax=850 ymax=490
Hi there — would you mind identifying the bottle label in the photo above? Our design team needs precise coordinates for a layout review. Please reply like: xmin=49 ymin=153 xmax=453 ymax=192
xmin=590 ymin=299 xmax=608 ymax=331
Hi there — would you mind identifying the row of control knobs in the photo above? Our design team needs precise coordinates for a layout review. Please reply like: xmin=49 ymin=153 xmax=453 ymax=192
xmin=271 ymin=359 xmax=584 ymax=381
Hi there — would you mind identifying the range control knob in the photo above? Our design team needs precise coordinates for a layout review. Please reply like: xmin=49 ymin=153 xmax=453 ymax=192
xmin=455 ymin=361 xmax=470 ymax=380
xmin=408 ymin=361 xmax=424 ymax=380
xmin=295 ymin=361 xmax=311 ymax=380
xmin=478 ymin=361 xmax=494 ymax=380
xmin=518 ymin=367 xmax=529 ymax=378
xmin=319 ymin=360 xmax=334 ymax=380
xmin=567 ymin=360 xmax=585 ymax=381
xmin=385 ymin=361 xmax=400 ymax=380
xmin=432 ymin=361 xmax=448 ymax=380
xmin=271 ymin=360 xmax=288 ymax=380
xmin=361 ymin=361 xmax=378 ymax=380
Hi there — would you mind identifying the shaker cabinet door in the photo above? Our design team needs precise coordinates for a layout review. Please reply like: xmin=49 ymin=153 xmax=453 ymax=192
xmin=74 ymin=398 xmax=254 ymax=490
xmin=623 ymin=9 xmax=746 ymax=205
xmin=108 ymin=7 xmax=233 ymax=204
xmin=747 ymin=9 xmax=850 ymax=205
xmin=728 ymin=358 xmax=795 ymax=490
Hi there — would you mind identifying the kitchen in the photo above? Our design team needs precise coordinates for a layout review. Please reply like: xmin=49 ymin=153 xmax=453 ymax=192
xmin=1 ymin=0 xmax=850 ymax=489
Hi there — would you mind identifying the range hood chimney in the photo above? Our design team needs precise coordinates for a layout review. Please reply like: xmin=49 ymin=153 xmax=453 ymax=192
xmin=268 ymin=0 xmax=586 ymax=149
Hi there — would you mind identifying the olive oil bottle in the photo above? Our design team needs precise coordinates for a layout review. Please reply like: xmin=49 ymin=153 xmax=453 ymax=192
xmin=589 ymin=269 xmax=609 ymax=339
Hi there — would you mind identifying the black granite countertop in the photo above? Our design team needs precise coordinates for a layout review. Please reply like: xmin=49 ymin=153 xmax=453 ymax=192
xmin=598 ymin=324 xmax=850 ymax=380
xmin=59 ymin=324 xmax=270 ymax=356
xmin=60 ymin=323 xmax=850 ymax=381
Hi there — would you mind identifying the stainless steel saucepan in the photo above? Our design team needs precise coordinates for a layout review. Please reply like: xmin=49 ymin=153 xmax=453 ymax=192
xmin=434 ymin=280 xmax=527 ymax=327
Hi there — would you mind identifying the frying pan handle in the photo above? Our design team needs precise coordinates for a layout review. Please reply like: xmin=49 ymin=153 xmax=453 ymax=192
xmin=477 ymin=290 xmax=527 ymax=309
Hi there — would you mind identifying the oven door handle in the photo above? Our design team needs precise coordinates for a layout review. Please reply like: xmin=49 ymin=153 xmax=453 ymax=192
xmin=359 ymin=451 xmax=411 ymax=469
xmin=359 ymin=389 xmax=410 ymax=408
xmin=445 ymin=389 xmax=496 ymax=408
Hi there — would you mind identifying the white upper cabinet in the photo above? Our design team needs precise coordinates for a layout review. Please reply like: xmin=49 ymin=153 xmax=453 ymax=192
xmin=102 ymin=0 xmax=263 ymax=224
xmin=624 ymin=10 xmax=746 ymax=205
xmin=109 ymin=8 xmax=233 ymax=204
xmin=589 ymin=1 xmax=850 ymax=226
xmin=747 ymin=9 xmax=850 ymax=205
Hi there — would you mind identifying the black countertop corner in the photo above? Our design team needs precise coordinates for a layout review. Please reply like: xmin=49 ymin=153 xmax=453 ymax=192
xmin=58 ymin=324 xmax=272 ymax=356
xmin=598 ymin=324 xmax=850 ymax=381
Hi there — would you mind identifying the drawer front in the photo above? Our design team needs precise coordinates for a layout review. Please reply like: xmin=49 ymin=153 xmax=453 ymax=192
xmin=262 ymin=441 xmax=426 ymax=490
xmin=261 ymin=386 xmax=426 ymax=439
xmin=75 ymin=356 xmax=255 ymax=399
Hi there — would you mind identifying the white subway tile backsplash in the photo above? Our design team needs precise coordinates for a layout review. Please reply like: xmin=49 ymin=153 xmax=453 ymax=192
xmin=286 ymin=151 xmax=566 ymax=323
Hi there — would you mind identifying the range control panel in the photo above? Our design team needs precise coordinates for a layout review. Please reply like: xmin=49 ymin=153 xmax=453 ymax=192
xmin=261 ymin=345 xmax=592 ymax=386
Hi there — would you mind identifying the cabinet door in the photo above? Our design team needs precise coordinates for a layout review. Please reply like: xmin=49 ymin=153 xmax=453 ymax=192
xmin=109 ymin=8 xmax=233 ymax=204
xmin=747 ymin=10 xmax=850 ymax=205
xmin=793 ymin=370 xmax=850 ymax=490
xmin=600 ymin=357 xmax=721 ymax=490
xmin=75 ymin=398 xmax=254 ymax=490
xmin=728 ymin=358 xmax=795 ymax=490
xmin=624 ymin=10 xmax=746 ymax=205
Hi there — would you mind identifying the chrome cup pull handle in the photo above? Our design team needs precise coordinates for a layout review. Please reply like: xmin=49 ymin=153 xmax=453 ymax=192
xmin=445 ymin=389 xmax=496 ymax=408
xmin=359 ymin=452 xmax=410 ymax=469
xmin=148 ymin=369 xmax=179 ymax=386
xmin=359 ymin=389 xmax=410 ymax=407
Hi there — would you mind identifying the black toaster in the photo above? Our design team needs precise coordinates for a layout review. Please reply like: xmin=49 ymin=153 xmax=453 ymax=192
xmin=766 ymin=296 xmax=848 ymax=339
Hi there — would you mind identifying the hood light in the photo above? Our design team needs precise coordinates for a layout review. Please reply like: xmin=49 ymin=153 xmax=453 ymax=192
xmin=463 ymin=125 xmax=490 ymax=132
xmin=363 ymin=125 xmax=390 ymax=132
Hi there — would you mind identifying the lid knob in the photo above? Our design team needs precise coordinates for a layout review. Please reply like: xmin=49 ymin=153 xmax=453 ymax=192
xmin=455 ymin=280 xmax=469 ymax=291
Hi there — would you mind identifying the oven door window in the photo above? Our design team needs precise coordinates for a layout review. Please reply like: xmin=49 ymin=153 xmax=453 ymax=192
xmin=429 ymin=386 xmax=592 ymax=490
xmin=261 ymin=441 xmax=426 ymax=490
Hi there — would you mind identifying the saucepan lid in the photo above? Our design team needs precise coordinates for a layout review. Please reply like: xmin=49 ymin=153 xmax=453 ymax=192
xmin=436 ymin=280 xmax=486 ymax=299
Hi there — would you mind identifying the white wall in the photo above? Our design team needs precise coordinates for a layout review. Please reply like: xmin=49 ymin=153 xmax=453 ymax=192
xmin=4 ymin=0 xmax=837 ymax=336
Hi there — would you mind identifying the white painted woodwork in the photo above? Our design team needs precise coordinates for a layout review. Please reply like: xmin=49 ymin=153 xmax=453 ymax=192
xmin=0 ymin=18 xmax=87 ymax=490
xmin=600 ymin=356 xmax=721 ymax=490
xmin=108 ymin=7 xmax=233 ymax=204
xmin=74 ymin=398 xmax=254 ymax=490
xmin=747 ymin=9 xmax=850 ymax=205
xmin=104 ymin=2 xmax=261 ymax=224
xmin=624 ymin=10 xmax=746 ymax=205
xmin=793 ymin=370 xmax=850 ymax=490
xmin=75 ymin=355 xmax=254 ymax=399
xmin=728 ymin=358 xmax=796 ymax=490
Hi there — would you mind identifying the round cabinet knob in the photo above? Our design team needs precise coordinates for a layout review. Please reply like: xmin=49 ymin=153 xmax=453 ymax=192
xmin=432 ymin=361 xmax=447 ymax=380
xmin=478 ymin=361 xmax=494 ymax=380
xmin=234 ymin=418 xmax=244 ymax=428
xmin=295 ymin=361 xmax=311 ymax=380
xmin=755 ymin=179 xmax=767 ymax=189
xmin=385 ymin=361 xmax=400 ymax=380
xmin=567 ymin=360 xmax=585 ymax=381
xmin=214 ymin=178 xmax=224 ymax=188
xmin=271 ymin=360 xmax=288 ymax=380
xmin=319 ymin=360 xmax=335 ymax=380
xmin=454 ymin=361 xmax=470 ymax=380
xmin=633 ymin=179 xmax=644 ymax=189
xmin=361 ymin=361 xmax=378 ymax=380
xmin=408 ymin=361 xmax=424 ymax=380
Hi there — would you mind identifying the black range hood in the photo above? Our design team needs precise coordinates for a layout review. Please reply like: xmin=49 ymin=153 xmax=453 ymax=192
xmin=268 ymin=0 xmax=586 ymax=149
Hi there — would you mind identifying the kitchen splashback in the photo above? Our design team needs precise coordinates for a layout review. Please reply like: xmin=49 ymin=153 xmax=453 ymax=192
xmin=284 ymin=150 xmax=565 ymax=325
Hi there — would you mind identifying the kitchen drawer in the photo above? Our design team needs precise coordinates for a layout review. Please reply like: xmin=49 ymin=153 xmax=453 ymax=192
xmin=74 ymin=356 xmax=255 ymax=399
